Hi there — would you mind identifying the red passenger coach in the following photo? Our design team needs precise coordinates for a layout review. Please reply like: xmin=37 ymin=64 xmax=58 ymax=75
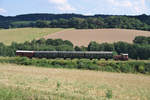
xmin=16 ymin=50 xmax=34 ymax=58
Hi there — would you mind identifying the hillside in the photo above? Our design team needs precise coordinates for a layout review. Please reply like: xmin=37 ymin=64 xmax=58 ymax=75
xmin=0 ymin=63 xmax=150 ymax=100
xmin=0 ymin=13 xmax=149 ymax=23
xmin=0 ymin=28 xmax=64 ymax=45
xmin=45 ymin=29 xmax=150 ymax=46
xmin=0 ymin=14 xmax=150 ymax=31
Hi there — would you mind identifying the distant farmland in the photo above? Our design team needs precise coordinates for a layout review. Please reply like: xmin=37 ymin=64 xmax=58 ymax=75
xmin=0 ymin=28 xmax=64 ymax=45
xmin=1 ymin=28 xmax=150 ymax=46
xmin=45 ymin=29 xmax=150 ymax=46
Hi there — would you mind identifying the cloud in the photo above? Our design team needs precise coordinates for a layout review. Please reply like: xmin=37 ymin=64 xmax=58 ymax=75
xmin=108 ymin=0 xmax=132 ymax=7
xmin=49 ymin=0 xmax=67 ymax=4
xmin=48 ymin=0 xmax=76 ymax=11
xmin=0 ymin=8 xmax=6 ymax=13
xmin=107 ymin=0 xmax=148 ymax=14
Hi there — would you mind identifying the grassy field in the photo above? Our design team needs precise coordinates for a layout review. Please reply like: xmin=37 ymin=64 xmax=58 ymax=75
xmin=0 ymin=28 xmax=65 ymax=45
xmin=0 ymin=63 xmax=150 ymax=100
xmin=45 ymin=29 xmax=150 ymax=46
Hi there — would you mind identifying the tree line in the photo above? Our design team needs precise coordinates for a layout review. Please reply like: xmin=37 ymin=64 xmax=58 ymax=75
xmin=0 ymin=14 xmax=150 ymax=31
xmin=0 ymin=36 xmax=150 ymax=60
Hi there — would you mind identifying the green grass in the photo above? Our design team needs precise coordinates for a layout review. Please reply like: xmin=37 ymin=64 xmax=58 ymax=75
xmin=0 ymin=63 xmax=150 ymax=100
xmin=11 ymin=21 xmax=34 ymax=25
xmin=0 ymin=28 xmax=64 ymax=45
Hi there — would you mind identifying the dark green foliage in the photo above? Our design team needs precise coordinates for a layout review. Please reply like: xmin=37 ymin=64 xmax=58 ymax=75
xmin=100 ymin=43 xmax=114 ymax=51
xmin=64 ymin=40 xmax=73 ymax=47
xmin=133 ymin=36 xmax=150 ymax=44
xmin=145 ymin=63 xmax=150 ymax=74
xmin=74 ymin=46 xmax=82 ymax=51
xmin=114 ymin=42 xmax=130 ymax=54
xmin=136 ymin=44 xmax=150 ymax=60
xmin=88 ymin=41 xmax=100 ymax=51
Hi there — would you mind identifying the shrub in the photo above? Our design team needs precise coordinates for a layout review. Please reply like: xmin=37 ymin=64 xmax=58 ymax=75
xmin=138 ymin=65 xmax=145 ymax=73
xmin=106 ymin=89 xmax=113 ymax=99
xmin=87 ymin=64 xmax=100 ymax=70
xmin=0 ymin=57 xmax=150 ymax=74
xmin=103 ymin=66 xmax=115 ymax=72
xmin=120 ymin=63 xmax=132 ymax=73
xmin=56 ymin=81 xmax=61 ymax=91
xmin=145 ymin=63 xmax=150 ymax=74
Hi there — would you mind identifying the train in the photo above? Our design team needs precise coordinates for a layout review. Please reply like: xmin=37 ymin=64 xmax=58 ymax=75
xmin=16 ymin=50 xmax=128 ymax=60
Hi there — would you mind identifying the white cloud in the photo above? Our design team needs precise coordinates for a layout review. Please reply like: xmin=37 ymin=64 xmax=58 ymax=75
xmin=108 ymin=0 xmax=132 ymax=7
xmin=48 ymin=0 xmax=76 ymax=11
xmin=0 ymin=8 xmax=6 ymax=13
xmin=107 ymin=0 xmax=148 ymax=14
xmin=133 ymin=0 xmax=147 ymax=14
xmin=49 ymin=0 xmax=67 ymax=4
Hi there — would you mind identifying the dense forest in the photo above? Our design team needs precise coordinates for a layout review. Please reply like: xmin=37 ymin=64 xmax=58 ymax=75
xmin=0 ymin=36 xmax=150 ymax=60
xmin=0 ymin=13 xmax=150 ymax=31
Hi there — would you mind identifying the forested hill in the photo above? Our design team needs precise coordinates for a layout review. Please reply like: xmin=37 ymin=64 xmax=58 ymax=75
xmin=0 ymin=13 xmax=109 ymax=21
xmin=0 ymin=13 xmax=150 ymax=30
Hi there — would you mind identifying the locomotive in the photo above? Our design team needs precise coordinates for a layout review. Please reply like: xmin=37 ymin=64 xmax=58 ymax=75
xmin=16 ymin=50 xmax=128 ymax=60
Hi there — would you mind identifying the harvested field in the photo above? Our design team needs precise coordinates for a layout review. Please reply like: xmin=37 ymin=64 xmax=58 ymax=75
xmin=45 ymin=29 xmax=150 ymax=46
xmin=0 ymin=63 xmax=150 ymax=100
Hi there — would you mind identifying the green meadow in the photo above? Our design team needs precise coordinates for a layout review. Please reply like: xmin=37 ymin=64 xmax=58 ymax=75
xmin=0 ymin=28 xmax=64 ymax=45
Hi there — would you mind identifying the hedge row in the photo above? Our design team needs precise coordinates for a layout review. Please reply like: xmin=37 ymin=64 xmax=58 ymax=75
xmin=0 ymin=57 xmax=150 ymax=74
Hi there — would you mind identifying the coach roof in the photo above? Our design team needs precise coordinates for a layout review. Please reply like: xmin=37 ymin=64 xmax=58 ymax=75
xmin=16 ymin=50 xmax=113 ymax=54
xmin=16 ymin=50 xmax=34 ymax=53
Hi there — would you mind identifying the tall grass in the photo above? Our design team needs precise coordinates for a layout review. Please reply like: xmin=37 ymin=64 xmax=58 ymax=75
xmin=0 ymin=63 xmax=150 ymax=100
xmin=0 ymin=85 xmax=107 ymax=100
xmin=0 ymin=85 xmax=33 ymax=100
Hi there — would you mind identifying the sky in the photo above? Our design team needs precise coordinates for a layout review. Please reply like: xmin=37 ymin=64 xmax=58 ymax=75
xmin=0 ymin=0 xmax=150 ymax=16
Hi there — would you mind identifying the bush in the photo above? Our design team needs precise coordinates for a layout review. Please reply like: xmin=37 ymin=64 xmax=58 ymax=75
xmin=145 ymin=63 xmax=150 ymax=74
xmin=106 ymin=89 xmax=113 ymax=99
xmin=103 ymin=66 xmax=115 ymax=72
xmin=138 ymin=65 xmax=145 ymax=73
xmin=120 ymin=63 xmax=133 ymax=73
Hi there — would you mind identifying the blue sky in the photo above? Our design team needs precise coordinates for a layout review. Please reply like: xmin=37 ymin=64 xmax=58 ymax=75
xmin=0 ymin=0 xmax=150 ymax=16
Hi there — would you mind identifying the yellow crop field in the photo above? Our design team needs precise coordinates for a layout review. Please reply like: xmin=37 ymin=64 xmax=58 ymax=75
xmin=0 ymin=63 xmax=150 ymax=100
